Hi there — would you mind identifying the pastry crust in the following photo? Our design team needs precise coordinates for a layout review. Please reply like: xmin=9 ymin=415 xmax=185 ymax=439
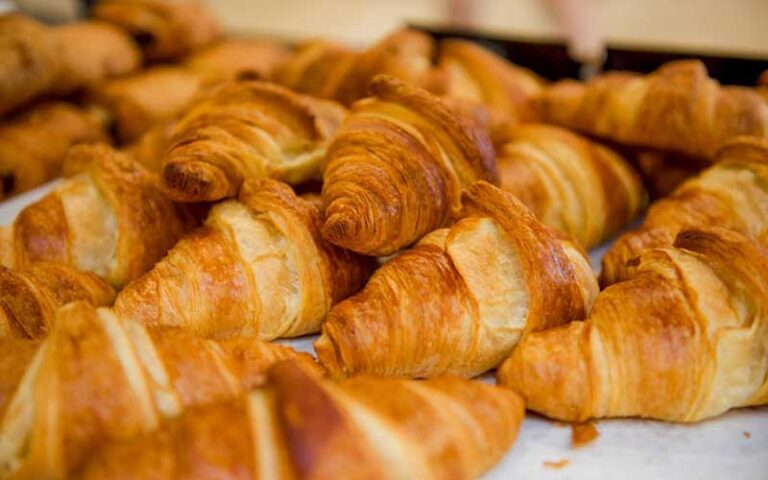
xmin=184 ymin=37 xmax=291 ymax=83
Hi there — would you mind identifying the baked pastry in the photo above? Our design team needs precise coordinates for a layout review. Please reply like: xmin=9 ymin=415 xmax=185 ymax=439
xmin=433 ymin=38 xmax=545 ymax=127
xmin=160 ymin=80 xmax=346 ymax=202
xmin=91 ymin=0 xmax=220 ymax=61
xmin=0 ymin=101 xmax=108 ymax=199
xmin=315 ymin=181 xmax=598 ymax=378
xmin=538 ymin=60 xmax=768 ymax=159
xmin=271 ymin=38 xmax=358 ymax=100
xmin=601 ymin=136 xmax=768 ymax=286
xmin=0 ymin=301 xmax=320 ymax=478
xmin=184 ymin=37 xmax=292 ymax=83
xmin=123 ymin=119 xmax=176 ymax=172
xmin=51 ymin=20 xmax=142 ymax=94
xmin=77 ymin=359 xmax=524 ymax=480
xmin=631 ymin=149 xmax=707 ymax=199
xmin=88 ymin=66 xmax=206 ymax=143
xmin=0 ymin=263 xmax=115 ymax=339
xmin=322 ymin=75 xmax=497 ymax=256
xmin=499 ymin=226 xmax=768 ymax=422
xmin=0 ymin=143 xmax=195 ymax=288
xmin=114 ymin=178 xmax=371 ymax=339
xmin=495 ymin=123 xmax=646 ymax=248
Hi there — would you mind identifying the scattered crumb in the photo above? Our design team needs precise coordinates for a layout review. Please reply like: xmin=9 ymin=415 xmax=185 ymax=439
xmin=743 ymin=431 xmax=751 ymax=439
xmin=543 ymin=459 xmax=570 ymax=469
xmin=553 ymin=421 xmax=569 ymax=428
xmin=571 ymin=421 xmax=599 ymax=447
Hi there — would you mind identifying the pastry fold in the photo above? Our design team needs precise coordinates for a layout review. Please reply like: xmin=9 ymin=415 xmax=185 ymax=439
xmin=537 ymin=60 xmax=768 ymax=159
xmin=316 ymin=181 xmax=598 ymax=378
xmin=0 ymin=302 xmax=319 ymax=478
xmin=114 ymin=178 xmax=371 ymax=339
xmin=322 ymin=75 xmax=497 ymax=256
xmin=0 ymin=143 xmax=195 ymax=288
xmin=184 ymin=38 xmax=291 ymax=83
xmin=499 ymin=227 xmax=768 ymax=422
xmin=77 ymin=360 xmax=524 ymax=480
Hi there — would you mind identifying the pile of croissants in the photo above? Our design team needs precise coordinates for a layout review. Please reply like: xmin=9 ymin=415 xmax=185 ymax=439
xmin=0 ymin=0 xmax=766 ymax=478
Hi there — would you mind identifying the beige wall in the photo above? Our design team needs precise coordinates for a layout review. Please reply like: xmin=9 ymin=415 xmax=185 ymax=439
xmin=211 ymin=0 xmax=768 ymax=58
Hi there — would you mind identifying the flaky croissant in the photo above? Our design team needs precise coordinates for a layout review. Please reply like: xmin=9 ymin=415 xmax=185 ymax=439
xmin=114 ymin=178 xmax=371 ymax=339
xmin=538 ymin=60 xmax=768 ymax=159
xmin=0 ymin=143 xmax=195 ymax=288
xmin=0 ymin=301 xmax=320 ymax=478
xmin=0 ymin=102 xmax=108 ymax=199
xmin=316 ymin=181 xmax=598 ymax=379
xmin=160 ymin=80 xmax=347 ymax=202
xmin=184 ymin=38 xmax=291 ymax=83
xmin=433 ymin=38 xmax=545 ymax=127
xmin=77 ymin=359 xmax=523 ymax=480
xmin=322 ymin=75 xmax=498 ymax=256
xmin=500 ymin=227 xmax=768 ymax=422
xmin=601 ymin=136 xmax=768 ymax=286
xmin=495 ymin=123 xmax=646 ymax=248
xmin=0 ymin=263 xmax=115 ymax=339
xmin=91 ymin=0 xmax=220 ymax=61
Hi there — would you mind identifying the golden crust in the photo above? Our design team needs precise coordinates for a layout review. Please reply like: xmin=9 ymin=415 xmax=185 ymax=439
xmin=0 ymin=302 xmax=320 ymax=478
xmin=321 ymin=75 xmax=497 ymax=256
xmin=77 ymin=360 xmax=523 ymax=480
xmin=1 ymin=143 xmax=195 ymax=287
xmin=184 ymin=37 xmax=291 ymax=83
xmin=538 ymin=60 xmax=768 ymax=159
xmin=92 ymin=0 xmax=220 ymax=61
xmin=160 ymin=80 xmax=347 ymax=202
xmin=499 ymin=226 xmax=768 ymax=422
xmin=316 ymin=181 xmax=597 ymax=378
xmin=114 ymin=178 xmax=371 ymax=339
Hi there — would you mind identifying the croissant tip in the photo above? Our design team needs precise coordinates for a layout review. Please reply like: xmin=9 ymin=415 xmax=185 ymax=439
xmin=162 ymin=159 xmax=235 ymax=202
xmin=314 ymin=330 xmax=349 ymax=380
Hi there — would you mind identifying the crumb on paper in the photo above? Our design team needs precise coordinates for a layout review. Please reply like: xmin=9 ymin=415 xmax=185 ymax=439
xmin=571 ymin=421 xmax=599 ymax=447
xmin=743 ymin=431 xmax=751 ymax=439
xmin=543 ymin=459 xmax=570 ymax=469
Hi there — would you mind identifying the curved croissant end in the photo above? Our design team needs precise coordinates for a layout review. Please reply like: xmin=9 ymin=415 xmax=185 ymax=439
xmin=500 ymin=227 xmax=768 ymax=423
xmin=321 ymin=75 xmax=497 ymax=256
xmin=0 ymin=263 xmax=115 ymax=339
xmin=600 ymin=135 xmax=768 ymax=286
xmin=161 ymin=80 xmax=347 ymax=202
xmin=316 ymin=181 xmax=596 ymax=379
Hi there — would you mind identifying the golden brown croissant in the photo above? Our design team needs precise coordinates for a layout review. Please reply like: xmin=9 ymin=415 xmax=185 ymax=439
xmin=433 ymin=38 xmax=545 ymax=127
xmin=184 ymin=37 xmax=292 ymax=84
xmin=91 ymin=0 xmax=220 ymax=61
xmin=316 ymin=181 xmax=598 ymax=379
xmin=0 ymin=263 xmax=115 ymax=339
xmin=322 ymin=75 xmax=498 ymax=256
xmin=601 ymin=136 xmax=768 ymax=286
xmin=500 ymin=226 xmax=768 ymax=422
xmin=537 ymin=60 xmax=768 ymax=159
xmin=88 ymin=66 xmax=206 ymax=143
xmin=114 ymin=178 xmax=371 ymax=339
xmin=0 ymin=101 xmax=108 ymax=199
xmin=123 ymin=119 xmax=176 ymax=172
xmin=0 ymin=301 xmax=320 ymax=478
xmin=631 ymin=149 xmax=707 ymax=199
xmin=77 ymin=359 xmax=524 ymax=480
xmin=160 ymin=80 xmax=347 ymax=202
xmin=0 ymin=143 xmax=195 ymax=288
xmin=495 ymin=123 xmax=646 ymax=248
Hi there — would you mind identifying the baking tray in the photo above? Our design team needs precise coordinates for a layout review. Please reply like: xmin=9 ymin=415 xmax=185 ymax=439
xmin=2 ymin=183 xmax=766 ymax=479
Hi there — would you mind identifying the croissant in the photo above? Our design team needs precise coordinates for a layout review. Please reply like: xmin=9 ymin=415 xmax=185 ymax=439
xmin=537 ymin=60 xmax=768 ymax=159
xmin=322 ymin=75 xmax=498 ymax=256
xmin=316 ymin=181 xmax=598 ymax=379
xmin=0 ymin=263 xmax=115 ymax=339
xmin=123 ymin=120 xmax=176 ymax=172
xmin=632 ymin=149 xmax=707 ymax=199
xmin=601 ymin=136 xmax=768 ymax=286
xmin=0 ymin=101 xmax=108 ymax=199
xmin=433 ymin=38 xmax=545 ymax=127
xmin=0 ymin=301 xmax=320 ymax=478
xmin=91 ymin=0 xmax=220 ymax=61
xmin=76 ymin=359 xmax=523 ymax=480
xmin=500 ymin=226 xmax=768 ymax=422
xmin=184 ymin=38 xmax=292 ymax=84
xmin=88 ymin=66 xmax=207 ymax=143
xmin=160 ymin=80 xmax=347 ymax=202
xmin=0 ymin=143 xmax=195 ymax=288
xmin=114 ymin=178 xmax=371 ymax=339
xmin=495 ymin=123 xmax=646 ymax=248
